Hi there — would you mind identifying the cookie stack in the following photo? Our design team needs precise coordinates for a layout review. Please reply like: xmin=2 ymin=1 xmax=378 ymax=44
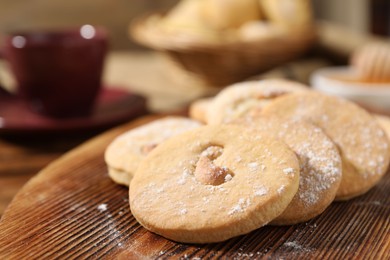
xmin=105 ymin=79 xmax=390 ymax=244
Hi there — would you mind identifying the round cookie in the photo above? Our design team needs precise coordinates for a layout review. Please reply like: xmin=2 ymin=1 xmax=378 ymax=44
xmin=105 ymin=116 xmax=202 ymax=186
xmin=231 ymin=117 xmax=342 ymax=225
xmin=130 ymin=125 xmax=300 ymax=243
xmin=189 ymin=97 xmax=213 ymax=123
xmin=261 ymin=92 xmax=390 ymax=200
xmin=351 ymin=42 xmax=390 ymax=82
xmin=206 ymin=79 xmax=308 ymax=125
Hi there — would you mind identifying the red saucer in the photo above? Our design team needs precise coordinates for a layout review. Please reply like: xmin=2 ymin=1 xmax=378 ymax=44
xmin=0 ymin=87 xmax=148 ymax=135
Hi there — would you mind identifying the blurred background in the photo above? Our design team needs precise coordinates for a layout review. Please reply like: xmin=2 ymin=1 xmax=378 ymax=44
xmin=0 ymin=0 xmax=388 ymax=50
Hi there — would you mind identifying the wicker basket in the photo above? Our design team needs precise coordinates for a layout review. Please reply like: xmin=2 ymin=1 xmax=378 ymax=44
xmin=130 ymin=12 xmax=317 ymax=88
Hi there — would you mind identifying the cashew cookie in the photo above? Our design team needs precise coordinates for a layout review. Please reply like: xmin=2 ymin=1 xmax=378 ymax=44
xmin=130 ymin=125 xmax=300 ymax=243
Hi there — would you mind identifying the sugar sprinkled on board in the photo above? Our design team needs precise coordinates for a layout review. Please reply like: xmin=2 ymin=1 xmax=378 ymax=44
xmin=97 ymin=203 xmax=108 ymax=212
xmin=282 ymin=241 xmax=313 ymax=253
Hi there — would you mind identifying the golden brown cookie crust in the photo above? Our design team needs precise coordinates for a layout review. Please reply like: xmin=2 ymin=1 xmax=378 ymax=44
xmin=104 ymin=117 xmax=202 ymax=186
xmin=130 ymin=125 xmax=300 ymax=243
xmin=206 ymin=79 xmax=308 ymax=125
xmin=261 ymin=92 xmax=390 ymax=200
xmin=232 ymin=117 xmax=342 ymax=225
xmin=189 ymin=97 xmax=213 ymax=123
xmin=108 ymin=167 xmax=131 ymax=186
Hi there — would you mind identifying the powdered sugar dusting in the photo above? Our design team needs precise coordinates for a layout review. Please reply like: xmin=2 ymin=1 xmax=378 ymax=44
xmin=97 ymin=203 xmax=108 ymax=212
xmin=228 ymin=198 xmax=251 ymax=215
xmin=283 ymin=167 xmax=295 ymax=175
xmin=254 ymin=186 xmax=268 ymax=196
xmin=179 ymin=208 xmax=188 ymax=215
xmin=252 ymin=118 xmax=343 ymax=208
xmin=278 ymin=185 xmax=286 ymax=194
xmin=248 ymin=162 xmax=258 ymax=172
xmin=177 ymin=168 xmax=191 ymax=185
xmin=282 ymin=241 xmax=313 ymax=253
xmin=292 ymin=137 xmax=342 ymax=207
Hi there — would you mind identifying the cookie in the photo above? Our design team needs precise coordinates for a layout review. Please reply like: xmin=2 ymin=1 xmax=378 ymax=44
xmin=239 ymin=21 xmax=283 ymax=41
xmin=130 ymin=125 xmax=300 ymax=243
xmin=202 ymin=0 xmax=262 ymax=30
xmin=188 ymin=97 xmax=213 ymax=123
xmin=261 ymin=92 xmax=390 ymax=200
xmin=104 ymin=116 xmax=202 ymax=186
xmin=231 ymin=117 xmax=342 ymax=225
xmin=351 ymin=42 xmax=390 ymax=82
xmin=160 ymin=0 xmax=221 ymax=41
xmin=259 ymin=0 xmax=313 ymax=30
xmin=206 ymin=79 xmax=308 ymax=125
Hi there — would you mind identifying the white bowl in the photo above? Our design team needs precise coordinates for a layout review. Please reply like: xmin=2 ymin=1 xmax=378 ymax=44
xmin=310 ymin=66 xmax=390 ymax=114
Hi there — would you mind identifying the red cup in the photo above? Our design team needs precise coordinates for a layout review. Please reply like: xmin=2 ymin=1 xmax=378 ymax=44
xmin=3 ymin=25 xmax=108 ymax=118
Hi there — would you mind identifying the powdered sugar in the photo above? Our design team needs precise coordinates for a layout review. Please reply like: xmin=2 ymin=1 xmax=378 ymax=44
xmin=283 ymin=167 xmax=295 ymax=175
xmin=177 ymin=168 xmax=192 ymax=185
xmin=248 ymin=162 xmax=258 ymax=172
xmin=228 ymin=198 xmax=251 ymax=215
xmin=97 ymin=203 xmax=108 ymax=212
xmin=179 ymin=208 xmax=188 ymax=215
xmin=254 ymin=186 xmax=268 ymax=196
xmin=277 ymin=185 xmax=286 ymax=194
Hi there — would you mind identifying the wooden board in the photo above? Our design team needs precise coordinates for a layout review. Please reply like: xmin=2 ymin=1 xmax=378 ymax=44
xmin=0 ymin=115 xmax=389 ymax=259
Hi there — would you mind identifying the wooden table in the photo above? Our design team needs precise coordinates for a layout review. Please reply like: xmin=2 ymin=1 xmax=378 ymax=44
xmin=0 ymin=134 xmax=93 ymax=215
xmin=0 ymin=115 xmax=388 ymax=259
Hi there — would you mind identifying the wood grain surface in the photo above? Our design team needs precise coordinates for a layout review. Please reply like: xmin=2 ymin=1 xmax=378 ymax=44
xmin=0 ymin=115 xmax=389 ymax=259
